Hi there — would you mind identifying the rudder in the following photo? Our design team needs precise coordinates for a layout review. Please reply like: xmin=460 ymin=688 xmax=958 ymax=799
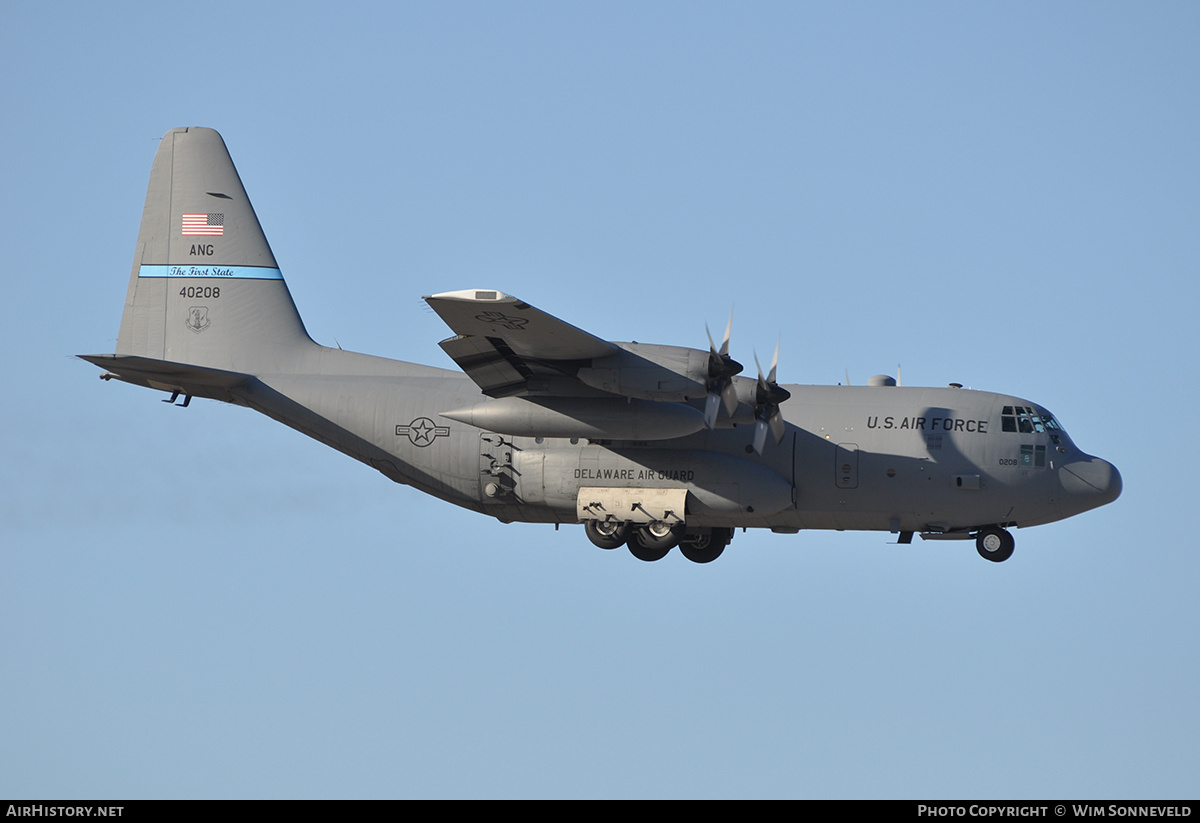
xmin=116 ymin=127 xmax=314 ymax=373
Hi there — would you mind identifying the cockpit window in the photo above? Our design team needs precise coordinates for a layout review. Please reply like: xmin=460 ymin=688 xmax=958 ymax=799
xmin=1001 ymin=405 xmax=1062 ymax=434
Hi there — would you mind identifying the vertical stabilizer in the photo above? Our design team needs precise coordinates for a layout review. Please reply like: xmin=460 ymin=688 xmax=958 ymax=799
xmin=116 ymin=127 xmax=314 ymax=373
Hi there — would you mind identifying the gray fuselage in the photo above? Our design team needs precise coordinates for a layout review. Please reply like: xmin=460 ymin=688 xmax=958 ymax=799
xmin=240 ymin=346 xmax=1120 ymax=538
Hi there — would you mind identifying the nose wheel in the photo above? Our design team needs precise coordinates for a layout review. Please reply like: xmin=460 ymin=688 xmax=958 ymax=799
xmin=975 ymin=526 xmax=1015 ymax=562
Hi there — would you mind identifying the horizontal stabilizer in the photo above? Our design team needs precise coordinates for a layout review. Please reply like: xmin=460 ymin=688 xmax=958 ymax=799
xmin=79 ymin=354 xmax=251 ymax=402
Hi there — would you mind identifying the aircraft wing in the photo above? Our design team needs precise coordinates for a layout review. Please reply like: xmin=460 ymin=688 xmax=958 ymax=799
xmin=424 ymin=289 xmax=619 ymax=397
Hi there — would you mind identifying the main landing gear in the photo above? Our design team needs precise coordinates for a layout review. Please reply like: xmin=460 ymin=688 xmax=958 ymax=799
xmin=584 ymin=520 xmax=629 ymax=550
xmin=975 ymin=526 xmax=1015 ymax=563
xmin=584 ymin=521 xmax=734 ymax=564
xmin=678 ymin=527 xmax=734 ymax=564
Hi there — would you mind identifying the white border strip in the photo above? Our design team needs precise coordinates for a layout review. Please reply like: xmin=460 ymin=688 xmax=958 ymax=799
xmin=138 ymin=265 xmax=284 ymax=280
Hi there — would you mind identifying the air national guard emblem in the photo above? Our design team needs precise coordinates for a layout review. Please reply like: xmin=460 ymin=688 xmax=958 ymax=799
xmin=185 ymin=306 xmax=211 ymax=333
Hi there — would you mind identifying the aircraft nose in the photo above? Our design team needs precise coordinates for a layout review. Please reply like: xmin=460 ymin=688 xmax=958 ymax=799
xmin=1059 ymin=456 xmax=1122 ymax=508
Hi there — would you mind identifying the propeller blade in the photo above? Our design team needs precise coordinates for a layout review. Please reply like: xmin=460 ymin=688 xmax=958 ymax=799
xmin=704 ymin=377 xmax=741 ymax=429
xmin=754 ymin=351 xmax=791 ymax=407
xmin=704 ymin=312 xmax=743 ymax=429
xmin=721 ymin=379 xmax=738 ymax=417
xmin=706 ymin=311 xmax=733 ymax=359
xmin=709 ymin=311 xmax=732 ymax=358
xmin=768 ymin=406 xmax=786 ymax=443
xmin=704 ymin=390 xmax=722 ymax=429
xmin=750 ymin=338 xmax=790 ymax=453
xmin=706 ymin=316 xmax=741 ymax=378
xmin=753 ymin=418 xmax=770 ymax=455
xmin=751 ymin=406 xmax=786 ymax=455
xmin=706 ymin=324 xmax=720 ymax=359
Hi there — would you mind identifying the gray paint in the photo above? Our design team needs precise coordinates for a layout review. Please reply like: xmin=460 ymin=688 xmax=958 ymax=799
xmin=83 ymin=128 xmax=1122 ymax=563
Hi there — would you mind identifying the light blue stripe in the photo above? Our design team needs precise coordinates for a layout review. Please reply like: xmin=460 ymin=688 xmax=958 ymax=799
xmin=138 ymin=265 xmax=284 ymax=280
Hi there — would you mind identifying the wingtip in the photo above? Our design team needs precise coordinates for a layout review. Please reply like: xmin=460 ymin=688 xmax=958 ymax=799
xmin=426 ymin=289 xmax=518 ymax=303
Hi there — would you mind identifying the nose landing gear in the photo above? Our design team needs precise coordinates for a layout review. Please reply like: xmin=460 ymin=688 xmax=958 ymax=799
xmin=975 ymin=526 xmax=1015 ymax=563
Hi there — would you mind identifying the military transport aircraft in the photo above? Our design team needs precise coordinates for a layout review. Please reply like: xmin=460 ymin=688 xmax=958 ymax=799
xmin=81 ymin=128 xmax=1121 ymax=564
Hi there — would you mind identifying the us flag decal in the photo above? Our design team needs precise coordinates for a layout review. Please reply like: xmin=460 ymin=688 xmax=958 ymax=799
xmin=182 ymin=213 xmax=224 ymax=236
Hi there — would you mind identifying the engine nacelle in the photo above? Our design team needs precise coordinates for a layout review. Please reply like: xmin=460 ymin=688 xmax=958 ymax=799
xmin=574 ymin=343 xmax=710 ymax=402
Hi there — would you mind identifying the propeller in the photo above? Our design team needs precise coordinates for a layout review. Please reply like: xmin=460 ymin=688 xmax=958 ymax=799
xmin=703 ymin=312 xmax=743 ymax=429
xmin=752 ymin=339 xmax=791 ymax=454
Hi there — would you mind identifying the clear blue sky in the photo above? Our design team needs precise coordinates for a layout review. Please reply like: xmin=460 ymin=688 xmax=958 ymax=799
xmin=2 ymin=1 xmax=1197 ymax=799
